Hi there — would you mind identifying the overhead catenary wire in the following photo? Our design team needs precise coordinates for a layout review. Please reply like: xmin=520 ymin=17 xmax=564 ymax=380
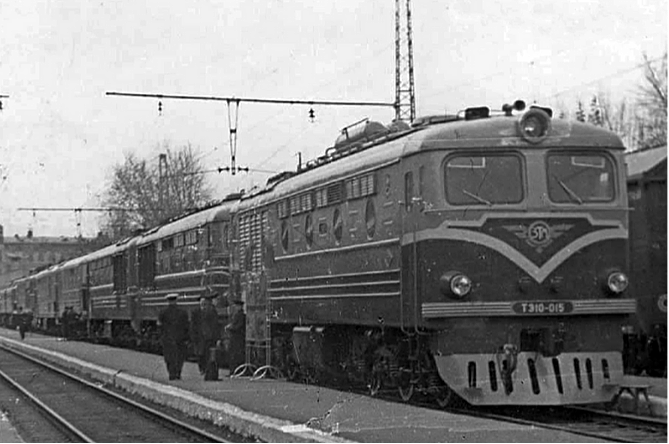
xmin=106 ymin=92 xmax=396 ymax=108
xmin=17 ymin=207 xmax=137 ymax=212
xmin=192 ymin=42 xmax=397 ymax=168
xmin=538 ymin=55 xmax=666 ymax=101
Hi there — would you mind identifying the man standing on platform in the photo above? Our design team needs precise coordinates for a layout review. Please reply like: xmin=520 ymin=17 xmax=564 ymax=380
xmin=190 ymin=294 xmax=221 ymax=379
xmin=158 ymin=293 xmax=189 ymax=380
xmin=225 ymin=299 xmax=246 ymax=376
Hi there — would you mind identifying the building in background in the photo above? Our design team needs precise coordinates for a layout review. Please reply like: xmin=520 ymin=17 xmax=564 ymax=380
xmin=0 ymin=225 xmax=105 ymax=289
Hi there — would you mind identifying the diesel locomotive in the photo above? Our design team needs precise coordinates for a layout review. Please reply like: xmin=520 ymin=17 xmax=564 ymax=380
xmin=0 ymin=102 xmax=636 ymax=406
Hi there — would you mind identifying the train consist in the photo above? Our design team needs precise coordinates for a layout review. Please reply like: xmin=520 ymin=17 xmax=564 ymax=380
xmin=0 ymin=102 xmax=646 ymax=406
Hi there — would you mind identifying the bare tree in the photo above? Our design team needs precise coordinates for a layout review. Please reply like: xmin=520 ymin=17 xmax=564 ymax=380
xmin=569 ymin=53 xmax=667 ymax=151
xmin=100 ymin=143 xmax=213 ymax=240
xmin=636 ymin=52 xmax=667 ymax=149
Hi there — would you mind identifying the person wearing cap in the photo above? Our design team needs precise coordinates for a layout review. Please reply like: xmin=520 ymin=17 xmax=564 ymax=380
xmin=158 ymin=293 xmax=190 ymax=380
xmin=224 ymin=299 xmax=246 ymax=375
xmin=190 ymin=294 xmax=221 ymax=379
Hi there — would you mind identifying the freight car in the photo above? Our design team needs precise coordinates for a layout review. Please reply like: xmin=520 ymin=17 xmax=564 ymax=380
xmin=234 ymin=102 xmax=635 ymax=406
xmin=624 ymin=145 xmax=667 ymax=377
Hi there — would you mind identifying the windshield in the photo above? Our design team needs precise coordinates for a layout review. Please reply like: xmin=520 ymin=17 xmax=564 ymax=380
xmin=444 ymin=154 xmax=523 ymax=206
xmin=547 ymin=153 xmax=615 ymax=204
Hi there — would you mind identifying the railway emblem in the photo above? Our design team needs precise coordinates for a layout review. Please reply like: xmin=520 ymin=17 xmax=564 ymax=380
xmin=503 ymin=221 xmax=574 ymax=253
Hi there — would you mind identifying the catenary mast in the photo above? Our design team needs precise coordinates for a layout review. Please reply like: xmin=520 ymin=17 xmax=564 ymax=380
xmin=395 ymin=0 xmax=416 ymax=122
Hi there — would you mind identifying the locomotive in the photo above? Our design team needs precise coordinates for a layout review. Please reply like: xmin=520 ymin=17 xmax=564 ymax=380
xmin=0 ymin=101 xmax=636 ymax=406
xmin=235 ymin=102 xmax=633 ymax=406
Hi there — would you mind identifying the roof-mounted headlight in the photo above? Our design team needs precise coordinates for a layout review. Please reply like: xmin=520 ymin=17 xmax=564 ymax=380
xmin=440 ymin=271 xmax=472 ymax=299
xmin=518 ymin=107 xmax=552 ymax=143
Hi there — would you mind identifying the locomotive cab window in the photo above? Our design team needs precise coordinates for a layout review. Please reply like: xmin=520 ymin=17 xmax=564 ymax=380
xmin=444 ymin=154 xmax=523 ymax=205
xmin=547 ymin=153 xmax=614 ymax=204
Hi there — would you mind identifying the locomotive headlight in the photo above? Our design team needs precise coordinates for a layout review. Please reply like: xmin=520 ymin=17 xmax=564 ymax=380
xmin=440 ymin=271 xmax=472 ymax=299
xmin=607 ymin=271 xmax=629 ymax=294
xmin=517 ymin=108 xmax=552 ymax=143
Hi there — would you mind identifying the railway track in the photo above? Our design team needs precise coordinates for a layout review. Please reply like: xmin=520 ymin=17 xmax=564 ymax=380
xmin=461 ymin=405 xmax=667 ymax=443
xmin=0 ymin=345 xmax=243 ymax=443
xmin=350 ymin=379 xmax=666 ymax=443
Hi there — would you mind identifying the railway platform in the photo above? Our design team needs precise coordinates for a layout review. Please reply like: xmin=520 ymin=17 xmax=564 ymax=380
xmin=0 ymin=328 xmax=659 ymax=443
xmin=0 ymin=412 xmax=22 ymax=443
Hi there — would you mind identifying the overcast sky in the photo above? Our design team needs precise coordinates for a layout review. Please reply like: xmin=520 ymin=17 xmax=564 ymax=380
xmin=0 ymin=0 xmax=666 ymax=237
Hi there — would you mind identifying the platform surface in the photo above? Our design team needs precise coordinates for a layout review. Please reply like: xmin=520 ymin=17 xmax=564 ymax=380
xmin=0 ymin=328 xmax=615 ymax=442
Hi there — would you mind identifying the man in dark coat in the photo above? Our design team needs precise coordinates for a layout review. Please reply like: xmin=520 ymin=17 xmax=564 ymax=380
xmin=61 ymin=306 xmax=74 ymax=340
xmin=225 ymin=299 xmax=246 ymax=375
xmin=158 ymin=293 xmax=190 ymax=380
xmin=17 ymin=307 xmax=30 ymax=340
xmin=190 ymin=295 xmax=220 ymax=379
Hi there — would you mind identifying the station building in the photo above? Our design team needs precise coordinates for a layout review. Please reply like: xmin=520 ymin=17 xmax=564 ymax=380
xmin=0 ymin=225 xmax=104 ymax=288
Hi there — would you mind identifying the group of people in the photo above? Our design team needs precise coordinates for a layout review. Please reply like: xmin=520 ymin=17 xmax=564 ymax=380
xmin=157 ymin=292 xmax=246 ymax=381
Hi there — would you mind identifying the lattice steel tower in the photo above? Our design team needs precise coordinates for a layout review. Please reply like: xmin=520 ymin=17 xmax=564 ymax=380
xmin=395 ymin=0 xmax=416 ymax=122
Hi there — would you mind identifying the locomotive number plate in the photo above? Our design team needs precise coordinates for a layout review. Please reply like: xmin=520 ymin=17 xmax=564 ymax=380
xmin=512 ymin=301 xmax=573 ymax=315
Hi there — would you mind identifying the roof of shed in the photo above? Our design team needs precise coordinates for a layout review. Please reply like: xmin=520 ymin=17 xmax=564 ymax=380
xmin=626 ymin=145 xmax=667 ymax=181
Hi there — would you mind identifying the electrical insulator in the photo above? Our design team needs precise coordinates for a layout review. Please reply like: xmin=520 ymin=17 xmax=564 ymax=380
xmin=158 ymin=101 xmax=163 ymax=116
xmin=308 ymin=108 xmax=315 ymax=122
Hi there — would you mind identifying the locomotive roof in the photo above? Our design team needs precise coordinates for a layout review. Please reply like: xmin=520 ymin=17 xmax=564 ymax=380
xmin=138 ymin=200 xmax=237 ymax=245
xmin=412 ymin=115 xmax=625 ymax=150
xmin=59 ymin=239 xmax=132 ymax=269
xmin=243 ymin=114 xmax=626 ymax=207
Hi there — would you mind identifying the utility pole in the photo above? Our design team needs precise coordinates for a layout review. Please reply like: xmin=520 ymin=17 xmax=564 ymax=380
xmin=395 ymin=0 xmax=416 ymax=122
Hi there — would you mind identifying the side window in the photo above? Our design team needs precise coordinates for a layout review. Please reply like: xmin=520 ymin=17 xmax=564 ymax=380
xmin=305 ymin=214 xmax=314 ymax=248
xmin=365 ymin=199 xmax=376 ymax=239
xmin=405 ymin=172 xmax=414 ymax=212
xmin=223 ymin=223 xmax=229 ymax=249
xmin=333 ymin=208 xmax=343 ymax=244
xmin=280 ymin=220 xmax=290 ymax=252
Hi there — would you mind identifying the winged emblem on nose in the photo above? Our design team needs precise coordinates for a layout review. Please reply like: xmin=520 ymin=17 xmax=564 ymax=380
xmin=502 ymin=221 xmax=575 ymax=253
